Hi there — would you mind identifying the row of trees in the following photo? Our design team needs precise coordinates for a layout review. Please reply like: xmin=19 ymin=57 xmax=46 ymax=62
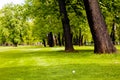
xmin=0 ymin=0 xmax=120 ymax=53
xmin=0 ymin=4 xmax=35 ymax=46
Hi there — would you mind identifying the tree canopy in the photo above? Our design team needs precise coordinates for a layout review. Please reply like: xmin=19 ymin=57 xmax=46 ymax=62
xmin=0 ymin=0 xmax=119 ymax=53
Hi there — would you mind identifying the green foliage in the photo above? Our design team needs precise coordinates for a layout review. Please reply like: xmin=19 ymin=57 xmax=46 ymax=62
xmin=24 ymin=0 xmax=92 ymax=43
xmin=99 ymin=0 xmax=120 ymax=42
xmin=0 ymin=3 xmax=35 ymax=45
xmin=0 ymin=0 xmax=119 ymax=45
xmin=24 ymin=0 xmax=63 ymax=40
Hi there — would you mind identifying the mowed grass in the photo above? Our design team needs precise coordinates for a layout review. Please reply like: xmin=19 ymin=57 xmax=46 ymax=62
xmin=0 ymin=46 xmax=120 ymax=80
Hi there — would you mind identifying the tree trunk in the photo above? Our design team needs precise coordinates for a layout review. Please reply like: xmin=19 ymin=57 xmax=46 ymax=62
xmin=83 ymin=0 xmax=116 ymax=53
xmin=58 ymin=0 xmax=74 ymax=52
xmin=79 ymin=28 xmax=83 ymax=46
xmin=58 ymin=33 xmax=62 ymax=46
xmin=42 ymin=39 xmax=46 ymax=47
xmin=48 ymin=32 xmax=54 ymax=47
xmin=13 ymin=43 xmax=18 ymax=47
xmin=54 ymin=35 xmax=58 ymax=46
xmin=73 ymin=35 xmax=79 ymax=45
xmin=62 ymin=33 xmax=65 ymax=46
xmin=110 ymin=22 xmax=116 ymax=45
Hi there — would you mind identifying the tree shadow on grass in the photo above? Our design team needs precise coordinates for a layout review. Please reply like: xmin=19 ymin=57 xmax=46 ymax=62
xmin=0 ymin=49 xmax=94 ymax=59
xmin=58 ymin=49 xmax=93 ymax=53
xmin=0 ymin=64 xmax=120 ymax=80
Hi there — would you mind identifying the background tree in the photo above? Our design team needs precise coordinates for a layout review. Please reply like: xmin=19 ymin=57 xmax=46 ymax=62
xmin=58 ymin=0 xmax=74 ymax=51
xmin=99 ymin=0 xmax=120 ymax=44
xmin=0 ymin=3 xmax=33 ymax=46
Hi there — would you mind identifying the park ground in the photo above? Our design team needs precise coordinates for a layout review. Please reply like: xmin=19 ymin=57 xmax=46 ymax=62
xmin=0 ymin=46 xmax=120 ymax=80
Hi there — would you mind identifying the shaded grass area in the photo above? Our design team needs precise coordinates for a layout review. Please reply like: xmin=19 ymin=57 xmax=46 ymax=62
xmin=0 ymin=46 xmax=120 ymax=80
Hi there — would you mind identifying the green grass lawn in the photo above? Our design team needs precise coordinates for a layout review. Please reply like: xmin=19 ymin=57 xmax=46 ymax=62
xmin=0 ymin=46 xmax=120 ymax=80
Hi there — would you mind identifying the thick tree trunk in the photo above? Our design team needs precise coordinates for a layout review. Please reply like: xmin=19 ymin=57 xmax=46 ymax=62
xmin=83 ymin=0 xmax=116 ymax=53
xmin=48 ymin=32 xmax=54 ymax=47
xmin=58 ymin=0 xmax=74 ymax=51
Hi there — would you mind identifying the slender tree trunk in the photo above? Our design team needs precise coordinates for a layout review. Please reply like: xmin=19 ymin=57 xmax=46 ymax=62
xmin=110 ymin=22 xmax=116 ymax=45
xmin=54 ymin=35 xmax=58 ymax=46
xmin=58 ymin=0 xmax=74 ymax=51
xmin=80 ymin=35 xmax=83 ymax=46
xmin=58 ymin=33 xmax=62 ymax=46
xmin=42 ymin=39 xmax=46 ymax=47
xmin=62 ymin=33 xmax=65 ymax=46
xmin=118 ymin=27 xmax=120 ymax=44
xmin=79 ymin=28 xmax=83 ymax=46
xmin=83 ymin=0 xmax=116 ymax=53
xmin=73 ymin=35 xmax=79 ymax=45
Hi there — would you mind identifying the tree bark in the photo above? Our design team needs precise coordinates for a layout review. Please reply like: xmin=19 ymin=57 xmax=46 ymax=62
xmin=42 ymin=39 xmax=46 ymax=47
xmin=79 ymin=28 xmax=83 ymax=46
xmin=62 ymin=33 xmax=65 ymax=46
xmin=73 ymin=35 xmax=79 ymax=45
xmin=58 ymin=33 xmax=62 ymax=46
xmin=48 ymin=32 xmax=54 ymax=47
xmin=54 ymin=35 xmax=58 ymax=46
xmin=58 ymin=0 xmax=74 ymax=51
xmin=110 ymin=22 xmax=116 ymax=45
xmin=83 ymin=0 xmax=116 ymax=53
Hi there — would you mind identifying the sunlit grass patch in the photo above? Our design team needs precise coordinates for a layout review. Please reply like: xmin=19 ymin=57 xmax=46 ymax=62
xmin=0 ymin=46 xmax=120 ymax=80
